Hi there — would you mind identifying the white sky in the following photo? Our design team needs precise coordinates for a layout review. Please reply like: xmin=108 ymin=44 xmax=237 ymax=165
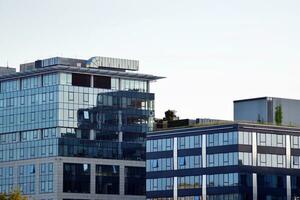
xmin=1 ymin=0 xmax=300 ymax=120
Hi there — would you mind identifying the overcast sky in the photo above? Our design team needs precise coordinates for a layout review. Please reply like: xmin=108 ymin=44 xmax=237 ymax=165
xmin=1 ymin=0 xmax=300 ymax=120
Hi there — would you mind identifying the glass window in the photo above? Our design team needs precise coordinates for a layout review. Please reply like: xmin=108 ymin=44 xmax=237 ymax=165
xmin=179 ymin=157 xmax=186 ymax=166
xmin=293 ymin=156 xmax=299 ymax=166
xmin=277 ymin=135 xmax=283 ymax=146
xmin=83 ymin=93 xmax=89 ymax=102
xmin=20 ymin=96 xmax=25 ymax=105
xmin=214 ymin=134 xmax=219 ymax=146
xmin=95 ymin=165 xmax=119 ymax=194
xmin=63 ymin=163 xmax=90 ymax=193
xmin=68 ymin=92 xmax=74 ymax=101
xmin=152 ymin=160 xmax=158 ymax=168
xmin=259 ymin=133 xmax=266 ymax=145
xmin=223 ymin=132 xmax=229 ymax=145
xmin=125 ymin=167 xmax=145 ymax=195
xmin=293 ymin=136 xmax=299 ymax=148
xmin=68 ymin=110 xmax=74 ymax=119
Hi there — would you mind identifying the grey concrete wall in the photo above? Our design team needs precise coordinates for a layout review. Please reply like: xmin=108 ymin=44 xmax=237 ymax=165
xmin=57 ymin=156 xmax=145 ymax=200
xmin=234 ymin=98 xmax=268 ymax=123
xmin=1 ymin=156 xmax=145 ymax=200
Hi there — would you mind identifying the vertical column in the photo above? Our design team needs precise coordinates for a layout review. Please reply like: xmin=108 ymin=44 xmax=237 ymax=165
xmin=90 ymin=129 xmax=95 ymax=140
xmin=173 ymin=137 xmax=178 ymax=200
xmin=173 ymin=177 xmax=178 ymax=200
xmin=286 ymin=135 xmax=291 ymax=168
xmin=252 ymin=132 xmax=257 ymax=200
xmin=120 ymin=165 xmax=125 ymax=195
xmin=118 ymin=78 xmax=121 ymax=90
xmin=252 ymin=174 xmax=257 ymax=200
xmin=147 ymin=81 xmax=150 ymax=93
xmin=13 ymin=164 xmax=18 ymax=192
xmin=35 ymin=162 xmax=40 ymax=195
xmin=252 ymin=132 xmax=257 ymax=166
xmin=286 ymin=135 xmax=291 ymax=200
xmin=118 ymin=111 xmax=123 ymax=160
xmin=90 ymin=164 xmax=96 ymax=195
xmin=287 ymin=176 xmax=291 ymax=200
xmin=55 ymin=158 xmax=64 ymax=199
xmin=90 ymin=75 xmax=94 ymax=88
xmin=118 ymin=111 xmax=123 ymax=142
xmin=202 ymin=134 xmax=207 ymax=200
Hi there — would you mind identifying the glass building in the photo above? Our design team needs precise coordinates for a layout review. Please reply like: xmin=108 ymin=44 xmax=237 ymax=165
xmin=146 ymin=122 xmax=300 ymax=200
xmin=0 ymin=56 xmax=162 ymax=200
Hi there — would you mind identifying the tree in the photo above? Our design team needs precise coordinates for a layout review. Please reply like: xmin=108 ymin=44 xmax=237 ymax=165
xmin=0 ymin=189 xmax=27 ymax=200
xmin=163 ymin=110 xmax=177 ymax=121
xmin=257 ymin=114 xmax=262 ymax=123
xmin=9 ymin=189 xmax=27 ymax=200
xmin=0 ymin=193 xmax=6 ymax=200
xmin=275 ymin=105 xmax=283 ymax=125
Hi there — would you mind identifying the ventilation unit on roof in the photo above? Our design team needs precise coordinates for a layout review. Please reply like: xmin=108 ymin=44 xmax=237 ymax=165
xmin=86 ymin=56 xmax=139 ymax=71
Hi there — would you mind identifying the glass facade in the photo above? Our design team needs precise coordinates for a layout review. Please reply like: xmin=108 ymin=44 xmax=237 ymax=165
xmin=207 ymin=173 xmax=239 ymax=187
xmin=63 ymin=163 xmax=90 ymax=193
xmin=0 ymin=72 xmax=150 ymax=134
xmin=77 ymin=90 xmax=154 ymax=142
xmin=178 ymin=155 xmax=202 ymax=169
xmin=147 ymin=177 xmax=174 ymax=191
xmin=178 ymin=135 xmax=201 ymax=149
xmin=257 ymin=133 xmax=286 ymax=147
xmin=0 ymin=58 xmax=159 ymax=199
xmin=40 ymin=163 xmax=54 ymax=193
xmin=206 ymin=132 xmax=238 ymax=147
xmin=257 ymin=174 xmax=287 ymax=200
xmin=0 ymin=166 xmax=13 ymax=194
xmin=125 ymin=167 xmax=146 ymax=195
xmin=147 ymin=124 xmax=300 ymax=200
xmin=96 ymin=165 xmax=120 ymax=194
xmin=207 ymin=152 xmax=239 ymax=167
xmin=178 ymin=175 xmax=202 ymax=189
xmin=292 ymin=135 xmax=300 ymax=149
xmin=0 ymin=138 xmax=58 ymax=162
xmin=58 ymin=138 xmax=145 ymax=161
xmin=18 ymin=164 xmax=36 ymax=194
xmin=147 ymin=138 xmax=173 ymax=152
xmin=257 ymin=153 xmax=286 ymax=168
xmin=147 ymin=157 xmax=173 ymax=172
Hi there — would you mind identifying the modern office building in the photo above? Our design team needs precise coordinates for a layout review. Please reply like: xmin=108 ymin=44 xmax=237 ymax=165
xmin=234 ymin=97 xmax=300 ymax=126
xmin=146 ymin=122 xmax=300 ymax=200
xmin=0 ymin=56 xmax=161 ymax=200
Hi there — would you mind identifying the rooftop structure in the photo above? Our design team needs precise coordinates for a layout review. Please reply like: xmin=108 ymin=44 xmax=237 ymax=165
xmin=0 ymin=66 xmax=16 ymax=75
xmin=234 ymin=97 xmax=300 ymax=126
xmin=19 ymin=56 xmax=140 ymax=72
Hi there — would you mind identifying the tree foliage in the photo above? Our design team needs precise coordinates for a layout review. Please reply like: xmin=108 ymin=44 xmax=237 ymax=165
xmin=163 ymin=110 xmax=177 ymax=121
xmin=0 ymin=189 xmax=27 ymax=200
xmin=275 ymin=105 xmax=283 ymax=125
xmin=257 ymin=114 xmax=262 ymax=123
xmin=0 ymin=193 xmax=6 ymax=200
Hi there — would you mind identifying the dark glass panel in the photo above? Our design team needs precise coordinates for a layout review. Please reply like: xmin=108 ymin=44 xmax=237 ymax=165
xmin=63 ymin=163 xmax=90 ymax=193
xmin=94 ymin=75 xmax=111 ymax=89
xmin=125 ymin=166 xmax=145 ymax=195
xmin=95 ymin=165 xmax=119 ymax=194
xmin=72 ymin=73 xmax=91 ymax=87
